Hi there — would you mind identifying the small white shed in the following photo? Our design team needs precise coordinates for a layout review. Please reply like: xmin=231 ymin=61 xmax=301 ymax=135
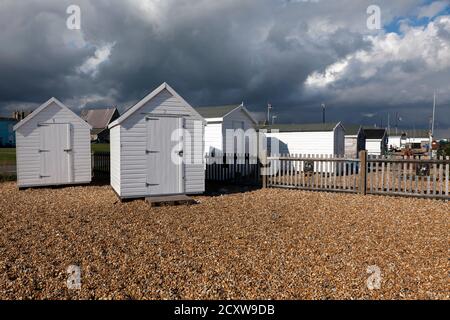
xmin=14 ymin=98 xmax=92 ymax=188
xmin=259 ymin=122 xmax=345 ymax=174
xmin=387 ymin=129 xmax=407 ymax=151
xmin=260 ymin=122 xmax=346 ymax=156
xmin=108 ymin=83 xmax=205 ymax=199
xmin=195 ymin=104 xmax=257 ymax=154
xmin=364 ymin=128 xmax=388 ymax=156
xmin=344 ymin=125 xmax=366 ymax=158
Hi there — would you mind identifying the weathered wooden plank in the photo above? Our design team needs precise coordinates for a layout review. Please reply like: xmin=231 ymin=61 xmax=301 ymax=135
xmin=359 ymin=150 xmax=367 ymax=195
xmin=343 ymin=157 xmax=347 ymax=190
xmin=446 ymin=156 xmax=449 ymax=197
xmin=433 ymin=163 xmax=437 ymax=195
xmin=301 ymin=156 xmax=305 ymax=187
xmin=386 ymin=162 xmax=391 ymax=192
xmin=277 ymin=154 xmax=282 ymax=187
xmin=403 ymin=157 xmax=407 ymax=193
xmin=326 ymin=155 xmax=330 ymax=190
xmin=375 ymin=157 xmax=379 ymax=192
xmin=415 ymin=175 xmax=419 ymax=195
xmin=290 ymin=157 xmax=293 ymax=186
xmin=284 ymin=154 xmax=288 ymax=186
xmin=319 ymin=156 xmax=323 ymax=189
xmin=146 ymin=195 xmax=197 ymax=207
xmin=311 ymin=155 xmax=316 ymax=189
xmin=409 ymin=160 xmax=413 ymax=194
xmin=333 ymin=157 xmax=337 ymax=190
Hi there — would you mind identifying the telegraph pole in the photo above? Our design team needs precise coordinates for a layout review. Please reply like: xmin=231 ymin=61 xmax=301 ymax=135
xmin=430 ymin=92 xmax=436 ymax=158
xmin=321 ymin=103 xmax=326 ymax=124
xmin=267 ymin=104 xmax=272 ymax=125
xmin=431 ymin=91 xmax=436 ymax=137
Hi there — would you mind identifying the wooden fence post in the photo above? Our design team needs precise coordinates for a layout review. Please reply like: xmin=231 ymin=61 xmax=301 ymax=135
xmin=359 ymin=150 xmax=368 ymax=195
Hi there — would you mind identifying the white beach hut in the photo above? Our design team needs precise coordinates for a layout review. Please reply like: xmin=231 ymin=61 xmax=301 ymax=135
xmin=108 ymin=83 xmax=205 ymax=200
xmin=259 ymin=122 xmax=346 ymax=174
xmin=387 ymin=129 xmax=407 ymax=151
xmin=344 ymin=125 xmax=366 ymax=158
xmin=364 ymin=128 xmax=388 ymax=156
xmin=195 ymin=104 xmax=257 ymax=154
xmin=14 ymin=98 xmax=92 ymax=188
xmin=260 ymin=122 xmax=346 ymax=156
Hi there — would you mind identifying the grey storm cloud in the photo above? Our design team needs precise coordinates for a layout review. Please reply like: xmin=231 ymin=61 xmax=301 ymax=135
xmin=0 ymin=0 xmax=449 ymax=137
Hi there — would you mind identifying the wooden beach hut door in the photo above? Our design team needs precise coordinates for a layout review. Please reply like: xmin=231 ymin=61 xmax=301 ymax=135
xmin=146 ymin=116 xmax=184 ymax=196
xmin=39 ymin=123 xmax=72 ymax=185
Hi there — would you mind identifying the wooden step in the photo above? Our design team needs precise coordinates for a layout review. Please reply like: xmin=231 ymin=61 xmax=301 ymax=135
xmin=146 ymin=195 xmax=197 ymax=207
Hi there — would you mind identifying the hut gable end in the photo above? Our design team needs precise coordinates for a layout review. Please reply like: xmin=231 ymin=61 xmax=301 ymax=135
xmin=14 ymin=98 xmax=91 ymax=188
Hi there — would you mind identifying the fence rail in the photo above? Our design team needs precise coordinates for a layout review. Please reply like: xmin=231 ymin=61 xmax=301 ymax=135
xmin=263 ymin=152 xmax=450 ymax=200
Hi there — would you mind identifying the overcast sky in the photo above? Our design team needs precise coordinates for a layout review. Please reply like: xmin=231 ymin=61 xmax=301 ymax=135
xmin=0 ymin=0 xmax=449 ymax=137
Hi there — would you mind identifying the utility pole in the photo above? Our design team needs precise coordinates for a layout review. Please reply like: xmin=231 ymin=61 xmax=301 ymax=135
xmin=430 ymin=91 xmax=436 ymax=158
xmin=431 ymin=91 xmax=436 ymax=137
xmin=267 ymin=104 xmax=272 ymax=126
xmin=321 ymin=103 xmax=326 ymax=124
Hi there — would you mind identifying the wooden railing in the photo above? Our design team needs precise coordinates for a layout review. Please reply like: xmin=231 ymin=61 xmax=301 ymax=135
xmin=366 ymin=155 xmax=450 ymax=199
xmin=265 ymin=154 xmax=361 ymax=193
xmin=263 ymin=151 xmax=450 ymax=200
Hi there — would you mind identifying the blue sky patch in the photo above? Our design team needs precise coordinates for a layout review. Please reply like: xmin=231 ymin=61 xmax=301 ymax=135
xmin=384 ymin=1 xmax=450 ymax=34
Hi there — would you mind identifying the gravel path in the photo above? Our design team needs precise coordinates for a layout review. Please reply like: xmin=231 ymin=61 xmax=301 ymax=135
xmin=0 ymin=182 xmax=448 ymax=300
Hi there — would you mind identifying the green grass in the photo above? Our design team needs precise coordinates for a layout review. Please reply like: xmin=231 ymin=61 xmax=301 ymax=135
xmin=91 ymin=144 xmax=110 ymax=154
xmin=0 ymin=148 xmax=16 ymax=164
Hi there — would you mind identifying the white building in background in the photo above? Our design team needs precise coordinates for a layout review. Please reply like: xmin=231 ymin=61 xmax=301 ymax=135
xmin=195 ymin=104 xmax=257 ymax=154
xmin=259 ymin=122 xmax=346 ymax=156
xmin=405 ymin=129 xmax=430 ymax=149
xmin=344 ymin=125 xmax=366 ymax=158
xmin=388 ymin=129 xmax=407 ymax=151
xmin=108 ymin=83 xmax=206 ymax=200
xmin=364 ymin=128 xmax=388 ymax=156
xmin=14 ymin=98 xmax=92 ymax=188
xmin=258 ymin=122 xmax=346 ymax=174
